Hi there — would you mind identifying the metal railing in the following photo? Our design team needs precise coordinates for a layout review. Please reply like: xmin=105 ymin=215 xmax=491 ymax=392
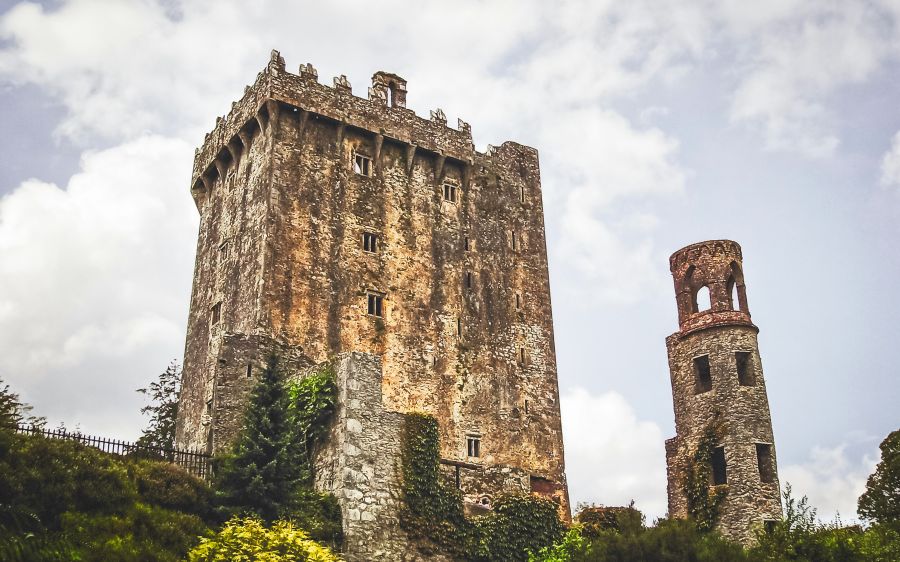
xmin=9 ymin=424 xmax=212 ymax=480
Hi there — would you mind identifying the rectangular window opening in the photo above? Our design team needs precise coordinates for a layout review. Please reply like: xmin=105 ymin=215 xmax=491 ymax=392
xmin=353 ymin=153 xmax=372 ymax=176
xmin=443 ymin=182 xmax=458 ymax=203
xmin=694 ymin=355 xmax=712 ymax=394
xmin=464 ymin=236 xmax=470 ymax=251
xmin=524 ymin=399 xmax=529 ymax=414
xmin=246 ymin=363 xmax=253 ymax=378
xmin=511 ymin=231 xmax=517 ymax=251
xmin=367 ymin=293 xmax=383 ymax=317
xmin=211 ymin=302 xmax=221 ymax=326
xmin=757 ymin=443 xmax=775 ymax=483
xmin=518 ymin=347 xmax=526 ymax=366
xmin=205 ymin=399 xmax=213 ymax=415
xmin=465 ymin=272 xmax=473 ymax=289
xmin=711 ymin=446 xmax=727 ymax=485
xmin=363 ymin=232 xmax=378 ymax=253
xmin=515 ymin=293 xmax=521 ymax=310
xmin=736 ymin=351 xmax=755 ymax=386
xmin=467 ymin=436 xmax=481 ymax=458
xmin=457 ymin=318 xmax=462 ymax=337
xmin=520 ymin=185 xmax=525 ymax=203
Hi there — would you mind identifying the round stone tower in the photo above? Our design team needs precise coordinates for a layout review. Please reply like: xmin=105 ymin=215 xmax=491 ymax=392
xmin=664 ymin=240 xmax=782 ymax=544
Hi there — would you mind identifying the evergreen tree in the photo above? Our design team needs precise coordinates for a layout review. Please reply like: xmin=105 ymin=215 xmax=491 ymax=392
xmin=213 ymin=356 xmax=301 ymax=522
xmin=858 ymin=429 xmax=900 ymax=525
xmin=136 ymin=361 xmax=181 ymax=453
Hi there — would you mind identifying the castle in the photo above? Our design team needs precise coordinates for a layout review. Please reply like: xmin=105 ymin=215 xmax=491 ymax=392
xmin=664 ymin=240 xmax=782 ymax=543
xmin=174 ymin=50 xmax=781 ymax=556
xmin=174 ymin=50 xmax=568 ymax=559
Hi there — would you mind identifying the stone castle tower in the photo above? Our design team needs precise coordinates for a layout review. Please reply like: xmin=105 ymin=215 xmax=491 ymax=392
xmin=174 ymin=51 xmax=568 ymax=554
xmin=664 ymin=240 xmax=782 ymax=544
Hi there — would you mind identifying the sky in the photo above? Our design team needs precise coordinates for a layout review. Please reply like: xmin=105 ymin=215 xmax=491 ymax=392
xmin=1 ymin=0 xmax=898 ymax=523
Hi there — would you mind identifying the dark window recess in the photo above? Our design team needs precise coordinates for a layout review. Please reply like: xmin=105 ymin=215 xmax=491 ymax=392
xmin=367 ymin=293 xmax=383 ymax=317
xmin=694 ymin=355 xmax=712 ymax=394
xmin=736 ymin=351 xmax=755 ymax=386
xmin=466 ymin=272 xmax=473 ymax=289
xmin=757 ymin=444 xmax=775 ymax=483
xmin=711 ymin=446 xmax=727 ymax=485
xmin=511 ymin=231 xmax=517 ymax=250
xmin=205 ymin=399 xmax=213 ymax=415
xmin=515 ymin=293 xmax=522 ymax=310
xmin=518 ymin=347 xmax=526 ymax=365
xmin=457 ymin=318 xmax=462 ymax=337
xmin=363 ymin=232 xmax=378 ymax=253
xmin=443 ymin=182 xmax=458 ymax=202
xmin=763 ymin=520 xmax=777 ymax=534
xmin=353 ymin=153 xmax=372 ymax=176
xmin=464 ymin=236 xmax=470 ymax=251
xmin=246 ymin=364 xmax=253 ymax=378
xmin=520 ymin=185 xmax=525 ymax=203
xmin=524 ymin=399 xmax=529 ymax=414
xmin=211 ymin=302 xmax=221 ymax=326
xmin=219 ymin=242 xmax=229 ymax=260
xmin=467 ymin=436 xmax=481 ymax=458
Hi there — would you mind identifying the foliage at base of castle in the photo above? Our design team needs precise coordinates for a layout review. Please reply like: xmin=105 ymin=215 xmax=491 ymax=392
xmin=187 ymin=516 xmax=341 ymax=562
xmin=287 ymin=363 xmax=337 ymax=485
xmin=575 ymin=503 xmax=644 ymax=538
xmin=0 ymin=426 xmax=212 ymax=561
xmin=857 ymin=428 xmax=900 ymax=525
xmin=531 ymin=484 xmax=900 ymax=562
xmin=684 ymin=416 xmax=728 ymax=532
xmin=212 ymin=357 xmax=341 ymax=545
xmin=0 ymin=376 xmax=45 ymax=429
xmin=529 ymin=517 xmax=750 ymax=562
xmin=135 ymin=361 xmax=181 ymax=452
xmin=400 ymin=412 xmax=565 ymax=561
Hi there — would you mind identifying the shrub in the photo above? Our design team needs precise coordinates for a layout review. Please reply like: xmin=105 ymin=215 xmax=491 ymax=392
xmin=61 ymin=502 xmax=208 ymax=562
xmin=187 ymin=515 xmax=341 ymax=562
xmin=130 ymin=459 xmax=213 ymax=517
xmin=0 ymin=433 xmax=136 ymax=528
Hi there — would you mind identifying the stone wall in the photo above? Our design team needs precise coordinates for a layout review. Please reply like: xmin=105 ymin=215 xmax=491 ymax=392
xmin=176 ymin=50 xmax=568 ymax=513
xmin=313 ymin=352 xmax=454 ymax=562
xmin=664 ymin=240 xmax=782 ymax=545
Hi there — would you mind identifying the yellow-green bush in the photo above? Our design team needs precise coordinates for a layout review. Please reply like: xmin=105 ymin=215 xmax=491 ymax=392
xmin=187 ymin=516 xmax=341 ymax=562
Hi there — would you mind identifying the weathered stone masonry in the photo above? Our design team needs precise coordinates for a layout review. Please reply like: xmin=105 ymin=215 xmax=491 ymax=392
xmin=174 ymin=50 xmax=569 ymax=556
xmin=664 ymin=240 xmax=782 ymax=545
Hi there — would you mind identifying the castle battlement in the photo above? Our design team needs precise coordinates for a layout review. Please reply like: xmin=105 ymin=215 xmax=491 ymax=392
xmin=192 ymin=50 xmax=501 ymax=193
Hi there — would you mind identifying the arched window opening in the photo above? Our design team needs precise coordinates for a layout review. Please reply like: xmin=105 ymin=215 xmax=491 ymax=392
xmin=387 ymin=82 xmax=395 ymax=107
xmin=727 ymin=276 xmax=738 ymax=310
xmin=729 ymin=261 xmax=748 ymax=312
xmin=695 ymin=285 xmax=711 ymax=312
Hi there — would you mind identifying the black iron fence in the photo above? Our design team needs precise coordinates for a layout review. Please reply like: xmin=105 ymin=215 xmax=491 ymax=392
xmin=9 ymin=424 xmax=212 ymax=480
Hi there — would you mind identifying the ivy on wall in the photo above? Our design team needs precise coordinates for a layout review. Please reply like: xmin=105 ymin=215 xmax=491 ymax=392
xmin=683 ymin=415 xmax=728 ymax=532
xmin=400 ymin=412 xmax=564 ymax=562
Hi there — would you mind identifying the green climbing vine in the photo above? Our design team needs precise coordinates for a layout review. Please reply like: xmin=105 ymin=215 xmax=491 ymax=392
xmin=683 ymin=415 xmax=728 ymax=532
xmin=287 ymin=363 xmax=338 ymax=485
xmin=399 ymin=412 xmax=564 ymax=562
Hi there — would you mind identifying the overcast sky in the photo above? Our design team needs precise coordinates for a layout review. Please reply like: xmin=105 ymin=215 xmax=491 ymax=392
xmin=1 ymin=0 xmax=898 ymax=523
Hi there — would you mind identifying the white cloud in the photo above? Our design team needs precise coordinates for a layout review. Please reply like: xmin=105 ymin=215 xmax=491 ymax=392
xmin=0 ymin=135 xmax=198 ymax=435
xmin=880 ymin=131 xmax=900 ymax=189
xmin=724 ymin=1 xmax=897 ymax=157
xmin=561 ymin=387 xmax=668 ymax=520
xmin=781 ymin=443 xmax=879 ymax=523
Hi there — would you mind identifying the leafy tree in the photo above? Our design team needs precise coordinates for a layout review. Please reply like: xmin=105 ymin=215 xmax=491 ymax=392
xmin=0 ymin=376 xmax=45 ymax=429
xmin=187 ymin=516 xmax=340 ymax=562
xmin=213 ymin=356 xmax=302 ymax=522
xmin=858 ymin=429 xmax=900 ymax=525
xmin=136 ymin=361 xmax=181 ymax=452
